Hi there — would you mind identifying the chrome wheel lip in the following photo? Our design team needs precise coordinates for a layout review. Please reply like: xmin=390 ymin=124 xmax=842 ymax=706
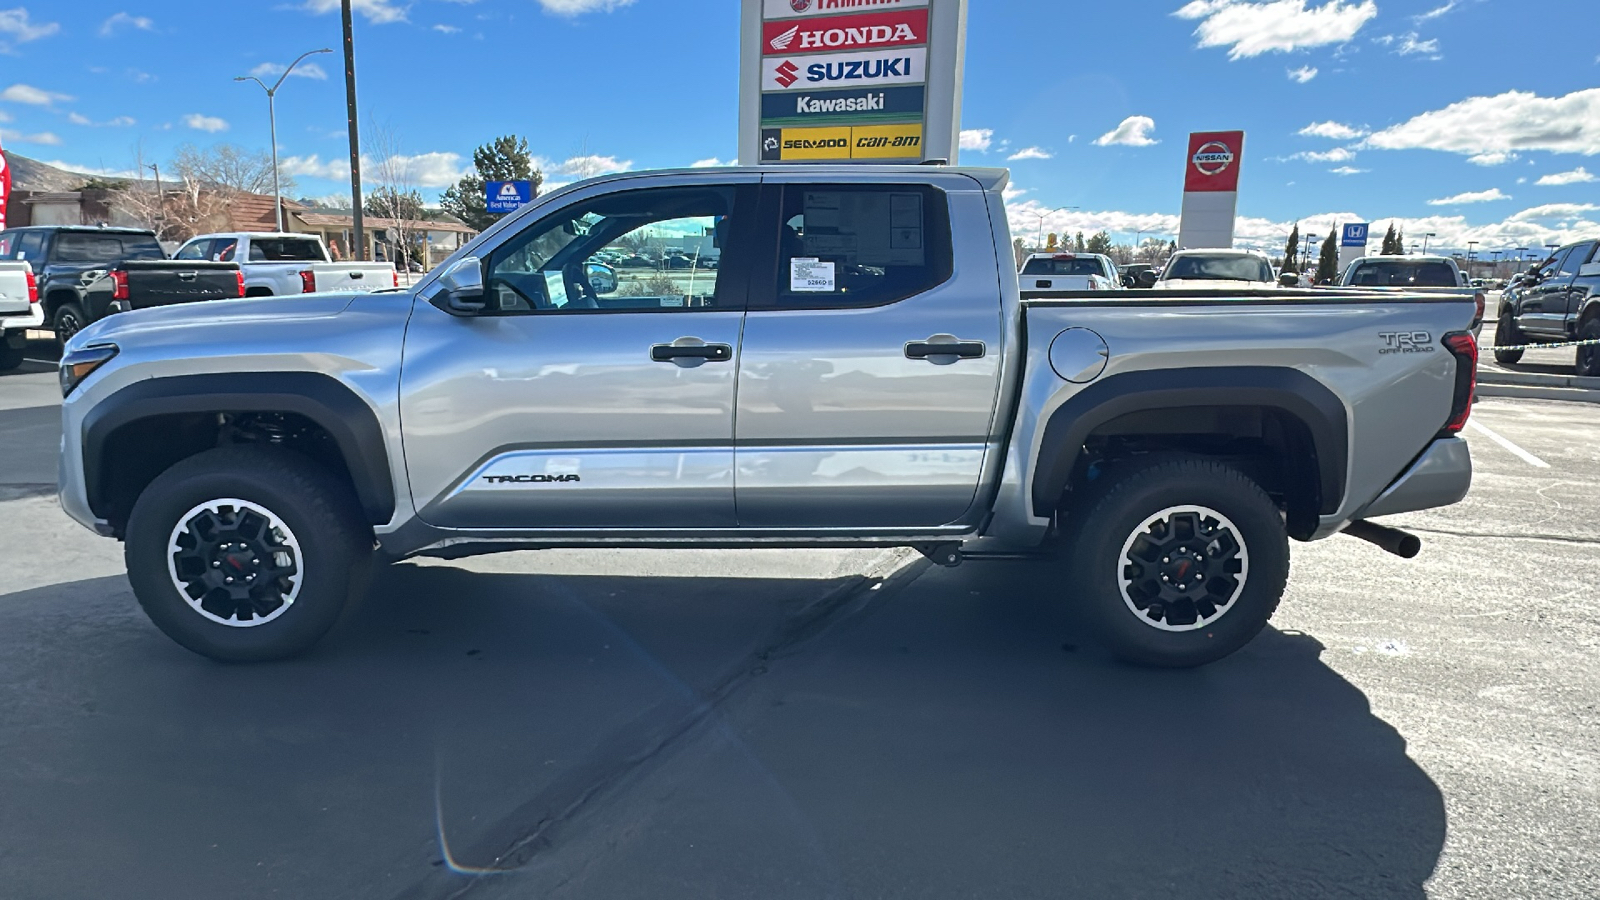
xmin=1117 ymin=504 xmax=1250 ymax=633
xmin=166 ymin=498 xmax=304 ymax=628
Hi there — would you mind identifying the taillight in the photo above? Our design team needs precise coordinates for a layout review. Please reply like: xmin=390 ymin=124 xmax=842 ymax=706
xmin=25 ymin=269 xmax=37 ymax=305
xmin=236 ymin=270 xmax=246 ymax=298
xmin=299 ymin=270 xmax=316 ymax=293
xmin=1472 ymin=291 xmax=1485 ymax=327
xmin=1087 ymin=279 xmax=1100 ymax=290
xmin=1440 ymin=331 xmax=1477 ymax=435
xmin=392 ymin=269 xmax=399 ymax=288
xmin=110 ymin=270 xmax=129 ymax=301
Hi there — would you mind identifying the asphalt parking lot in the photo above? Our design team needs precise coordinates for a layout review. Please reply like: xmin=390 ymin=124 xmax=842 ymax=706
xmin=2 ymin=355 xmax=1597 ymax=899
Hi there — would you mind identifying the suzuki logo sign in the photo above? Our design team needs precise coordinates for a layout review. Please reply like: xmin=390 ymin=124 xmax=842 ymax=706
xmin=774 ymin=60 xmax=800 ymax=87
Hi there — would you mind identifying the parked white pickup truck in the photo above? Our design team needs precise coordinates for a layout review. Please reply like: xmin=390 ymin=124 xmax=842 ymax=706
xmin=1020 ymin=252 xmax=1120 ymax=292
xmin=0 ymin=257 xmax=41 ymax=371
xmin=174 ymin=233 xmax=397 ymax=296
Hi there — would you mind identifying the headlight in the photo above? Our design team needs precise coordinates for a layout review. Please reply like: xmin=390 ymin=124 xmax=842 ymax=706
xmin=59 ymin=344 xmax=119 ymax=397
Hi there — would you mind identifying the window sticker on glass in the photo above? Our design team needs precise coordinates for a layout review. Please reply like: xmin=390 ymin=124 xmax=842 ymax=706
xmin=791 ymin=257 xmax=836 ymax=292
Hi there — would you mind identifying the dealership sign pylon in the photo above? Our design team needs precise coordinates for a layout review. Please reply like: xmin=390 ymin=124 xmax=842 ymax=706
xmin=739 ymin=0 xmax=969 ymax=165
xmin=1177 ymin=131 xmax=1245 ymax=250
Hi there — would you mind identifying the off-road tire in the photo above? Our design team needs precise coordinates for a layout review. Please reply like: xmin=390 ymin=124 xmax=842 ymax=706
xmin=124 ymin=446 xmax=372 ymax=662
xmin=1065 ymin=457 xmax=1290 ymax=668
xmin=1492 ymin=312 xmax=1524 ymax=365
xmin=1577 ymin=318 xmax=1600 ymax=378
xmin=53 ymin=301 xmax=88 ymax=347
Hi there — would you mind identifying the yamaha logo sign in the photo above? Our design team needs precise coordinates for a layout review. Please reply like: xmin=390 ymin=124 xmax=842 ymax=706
xmin=1191 ymin=141 xmax=1235 ymax=177
xmin=791 ymin=0 xmax=811 ymax=10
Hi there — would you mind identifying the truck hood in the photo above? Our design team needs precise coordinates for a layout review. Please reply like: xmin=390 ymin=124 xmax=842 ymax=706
xmin=69 ymin=293 xmax=361 ymax=349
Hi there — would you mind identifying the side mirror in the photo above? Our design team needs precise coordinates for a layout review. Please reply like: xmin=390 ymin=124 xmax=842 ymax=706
xmin=1121 ymin=274 xmax=1135 ymax=288
xmin=1278 ymin=272 xmax=1300 ymax=287
xmin=438 ymin=256 xmax=486 ymax=314
xmin=585 ymin=262 xmax=618 ymax=295
xmin=1136 ymin=270 xmax=1159 ymax=288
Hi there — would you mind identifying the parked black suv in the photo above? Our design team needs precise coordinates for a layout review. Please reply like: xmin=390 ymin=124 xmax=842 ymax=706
xmin=1 ymin=226 xmax=243 ymax=344
xmin=1493 ymin=239 xmax=1600 ymax=375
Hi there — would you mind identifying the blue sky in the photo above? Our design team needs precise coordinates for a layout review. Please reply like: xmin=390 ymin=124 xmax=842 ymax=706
xmin=3 ymin=0 xmax=1597 ymax=255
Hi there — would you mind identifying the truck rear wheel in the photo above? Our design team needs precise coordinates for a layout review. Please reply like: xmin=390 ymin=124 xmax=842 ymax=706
xmin=1577 ymin=318 xmax=1600 ymax=377
xmin=1065 ymin=457 xmax=1289 ymax=668
xmin=1492 ymin=312 xmax=1524 ymax=365
xmin=124 ymin=447 xmax=372 ymax=662
xmin=54 ymin=301 xmax=88 ymax=346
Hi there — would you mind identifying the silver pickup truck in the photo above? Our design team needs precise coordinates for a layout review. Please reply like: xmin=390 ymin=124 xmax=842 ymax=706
xmin=56 ymin=166 xmax=1479 ymax=668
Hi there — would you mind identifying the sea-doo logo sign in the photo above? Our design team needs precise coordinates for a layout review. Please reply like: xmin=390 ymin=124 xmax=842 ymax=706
xmin=1191 ymin=141 xmax=1235 ymax=176
xmin=762 ymin=10 xmax=929 ymax=55
xmin=483 ymin=474 xmax=582 ymax=484
xmin=1379 ymin=332 xmax=1435 ymax=355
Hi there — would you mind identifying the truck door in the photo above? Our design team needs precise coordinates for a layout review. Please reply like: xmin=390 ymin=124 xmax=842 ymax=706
xmin=1558 ymin=242 xmax=1597 ymax=331
xmin=733 ymin=178 xmax=1005 ymax=528
xmin=1518 ymin=246 xmax=1576 ymax=337
xmin=399 ymin=179 xmax=759 ymax=529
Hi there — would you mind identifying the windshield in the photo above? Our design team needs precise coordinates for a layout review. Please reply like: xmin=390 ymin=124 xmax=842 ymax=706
xmin=1023 ymin=257 xmax=1106 ymax=277
xmin=1347 ymin=261 xmax=1458 ymax=287
xmin=53 ymin=232 xmax=166 ymax=263
xmin=1163 ymin=254 xmax=1272 ymax=282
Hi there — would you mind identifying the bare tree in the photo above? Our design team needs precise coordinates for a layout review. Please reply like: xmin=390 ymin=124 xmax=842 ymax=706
xmin=363 ymin=118 xmax=425 ymax=272
xmin=170 ymin=143 xmax=289 ymax=198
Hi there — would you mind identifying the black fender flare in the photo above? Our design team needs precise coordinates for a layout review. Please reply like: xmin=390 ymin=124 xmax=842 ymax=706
xmin=81 ymin=372 xmax=396 ymax=524
xmin=1030 ymin=366 xmax=1349 ymax=518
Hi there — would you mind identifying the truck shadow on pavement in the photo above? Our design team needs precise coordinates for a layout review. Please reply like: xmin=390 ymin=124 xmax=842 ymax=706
xmin=0 ymin=558 xmax=1446 ymax=900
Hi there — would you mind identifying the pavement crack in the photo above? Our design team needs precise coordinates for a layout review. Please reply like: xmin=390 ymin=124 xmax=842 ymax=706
xmin=1405 ymin=525 xmax=1600 ymax=547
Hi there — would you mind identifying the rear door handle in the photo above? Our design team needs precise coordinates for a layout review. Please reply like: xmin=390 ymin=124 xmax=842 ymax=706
xmin=904 ymin=337 xmax=986 ymax=361
xmin=651 ymin=342 xmax=733 ymax=363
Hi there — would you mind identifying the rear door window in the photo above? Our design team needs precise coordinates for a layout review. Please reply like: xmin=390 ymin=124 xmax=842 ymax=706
xmin=249 ymin=237 xmax=325 ymax=261
xmin=760 ymin=183 xmax=952 ymax=309
xmin=1022 ymin=256 xmax=1105 ymax=277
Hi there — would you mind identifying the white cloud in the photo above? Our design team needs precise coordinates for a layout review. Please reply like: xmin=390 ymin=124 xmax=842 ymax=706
xmin=67 ymin=111 xmax=89 ymax=125
xmin=1008 ymin=146 xmax=1053 ymax=161
xmin=959 ymin=129 xmax=993 ymax=152
xmin=1174 ymin=0 xmax=1378 ymax=59
xmin=37 ymin=161 xmax=139 ymax=178
xmin=183 ymin=113 xmax=229 ymax=133
xmin=1 ymin=83 xmax=73 ymax=105
xmin=690 ymin=157 xmax=731 ymax=168
xmin=553 ymin=154 xmax=631 ymax=177
xmin=1537 ymin=167 xmax=1596 ymax=186
xmin=1292 ymin=147 xmax=1356 ymax=162
xmin=282 ymin=150 xmax=468 ymax=188
xmin=1095 ymin=116 xmax=1158 ymax=147
xmin=1415 ymin=1 xmax=1458 ymax=21
xmin=1390 ymin=32 xmax=1441 ymax=58
xmin=1510 ymin=203 xmax=1599 ymax=222
xmin=1366 ymin=88 xmax=1600 ymax=158
xmin=301 ymin=0 xmax=408 ymax=24
xmin=0 ymin=108 xmax=9 ymax=122
xmin=0 ymin=8 xmax=58 ymax=45
xmin=99 ymin=12 xmax=154 ymax=36
xmin=1287 ymin=65 xmax=1318 ymax=82
xmin=432 ymin=24 xmax=461 ymax=33
xmin=536 ymin=0 xmax=636 ymax=14
xmin=67 ymin=111 xmax=136 ymax=127
xmin=1299 ymin=120 xmax=1367 ymax=140
xmin=1428 ymin=188 xmax=1510 ymax=205
xmin=0 ymin=128 xmax=60 ymax=145
xmin=1329 ymin=166 xmax=1367 ymax=175
xmin=248 ymin=61 xmax=329 ymax=81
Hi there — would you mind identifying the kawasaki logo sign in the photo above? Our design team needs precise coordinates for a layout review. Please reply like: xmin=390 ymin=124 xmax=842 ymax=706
xmin=763 ymin=9 xmax=929 ymax=55
xmin=760 ymin=84 xmax=926 ymax=122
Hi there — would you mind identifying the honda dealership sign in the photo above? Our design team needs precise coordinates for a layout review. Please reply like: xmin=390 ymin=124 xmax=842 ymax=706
xmin=1177 ymin=131 xmax=1245 ymax=250
xmin=740 ymin=0 xmax=968 ymax=165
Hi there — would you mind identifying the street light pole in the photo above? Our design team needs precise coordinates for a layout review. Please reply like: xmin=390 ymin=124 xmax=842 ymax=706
xmin=234 ymin=47 xmax=332 ymax=233
xmin=1033 ymin=206 xmax=1077 ymax=250
xmin=1422 ymin=232 xmax=1437 ymax=255
xmin=145 ymin=163 xmax=163 ymax=239
xmin=342 ymin=0 xmax=365 ymax=261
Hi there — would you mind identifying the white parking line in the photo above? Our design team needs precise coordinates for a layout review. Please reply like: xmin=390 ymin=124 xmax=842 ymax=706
xmin=1467 ymin=419 xmax=1550 ymax=469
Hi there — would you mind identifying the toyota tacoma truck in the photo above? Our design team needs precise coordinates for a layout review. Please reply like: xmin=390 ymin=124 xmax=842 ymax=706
xmin=3 ymin=225 xmax=243 ymax=344
xmin=173 ymin=232 xmax=400 ymax=297
xmin=56 ymin=166 xmax=1478 ymax=668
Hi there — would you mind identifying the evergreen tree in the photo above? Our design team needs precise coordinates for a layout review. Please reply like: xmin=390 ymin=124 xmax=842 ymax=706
xmin=1073 ymin=231 xmax=1087 ymax=252
xmin=1084 ymin=230 xmax=1114 ymax=256
xmin=1282 ymin=223 xmax=1301 ymax=273
xmin=1380 ymin=223 xmax=1398 ymax=255
xmin=440 ymin=135 xmax=544 ymax=233
xmin=1315 ymin=228 xmax=1340 ymax=284
xmin=1394 ymin=228 xmax=1406 ymax=256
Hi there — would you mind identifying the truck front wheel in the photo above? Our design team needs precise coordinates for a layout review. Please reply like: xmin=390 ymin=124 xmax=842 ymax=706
xmin=1066 ymin=457 xmax=1290 ymax=667
xmin=1492 ymin=312 xmax=1525 ymax=365
xmin=124 ymin=447 xmax=372 ymax=662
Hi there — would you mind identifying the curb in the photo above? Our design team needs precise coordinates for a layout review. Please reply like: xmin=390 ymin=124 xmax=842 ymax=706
xmin=1478 ymin=369 xmax=1600 ymax=390
xmin=1478 ymin=383 xmax=1600 ymax=405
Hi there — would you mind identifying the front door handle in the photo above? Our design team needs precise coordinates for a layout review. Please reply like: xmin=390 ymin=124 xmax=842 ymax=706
xmin=651 ymin=341 xmax=733 ymax=363
xmin=905 ymin=336 xmax=986 ymax=361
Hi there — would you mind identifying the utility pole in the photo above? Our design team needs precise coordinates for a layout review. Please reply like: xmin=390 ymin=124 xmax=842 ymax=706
xmin=342 ymin=0 xmax=365 ymax=260
xmin=146 ymin=163 xmax=163 ymax=239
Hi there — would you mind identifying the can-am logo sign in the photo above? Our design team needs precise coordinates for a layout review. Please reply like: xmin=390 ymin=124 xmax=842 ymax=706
xmin=763 ymin=10 xmax=928 ymax=55
xmin=1191 ymin=141 xmax=1235 ymax=176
